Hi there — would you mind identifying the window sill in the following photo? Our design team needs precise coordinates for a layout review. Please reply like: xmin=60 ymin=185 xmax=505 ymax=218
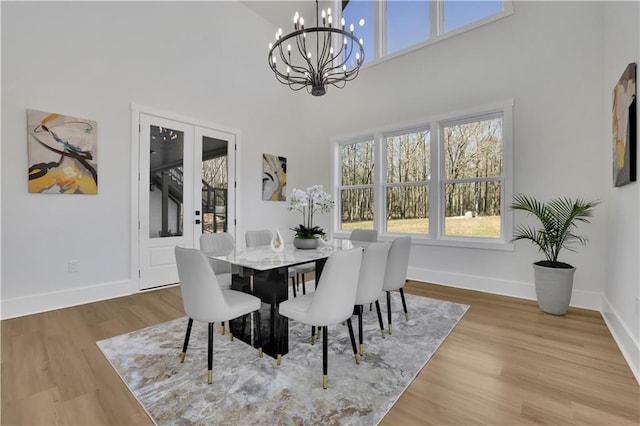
xmin=333 ymin=231 xmax=514 ymax=251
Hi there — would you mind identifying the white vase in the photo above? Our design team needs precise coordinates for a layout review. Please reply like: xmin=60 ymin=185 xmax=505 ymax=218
xmin=318 ymin=233 xmax=333 ymax=246
xmin=270 ymin=227 xmax=284 ymax=252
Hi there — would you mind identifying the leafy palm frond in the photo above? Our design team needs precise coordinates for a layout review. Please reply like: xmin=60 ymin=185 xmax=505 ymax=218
xmin=510 ymin=194 xmax=600 ymax=263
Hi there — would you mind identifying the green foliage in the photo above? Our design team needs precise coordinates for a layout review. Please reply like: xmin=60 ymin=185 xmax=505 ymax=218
xmin=291 ymin=224 xmax=324 ymax=239
xmin=510 ymin=194 xmax=600 ymax=264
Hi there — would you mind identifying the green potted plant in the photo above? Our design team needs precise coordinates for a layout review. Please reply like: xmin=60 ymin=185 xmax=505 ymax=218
xmin=511 ymin=194 xmax=600 ymax=315
xmin=289 ymin=185 xmax=335 ymax=249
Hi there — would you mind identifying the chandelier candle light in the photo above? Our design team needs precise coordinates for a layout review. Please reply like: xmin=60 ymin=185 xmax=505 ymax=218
xmin=268 ymin=0 xmax=365 ymax=96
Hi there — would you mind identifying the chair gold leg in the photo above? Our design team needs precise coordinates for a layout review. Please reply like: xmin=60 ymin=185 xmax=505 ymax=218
xmin=207 ymin=370 xmax=212 ymax=384
xmin=258 ymin=347 xmax=263 ymax=358
xmin=311 ymin=335 xmax=315 ymax=345
xmin=388 ymin=324 xmax=393 ymax=334
xmin=229 ymin=332 xmax=233 ymax=342
xmin=381 ymin=329 xmax=385 ymax=339
xmin=221 ymin=324 xmax=225 ymax=335
xmin=354 ymin=353 xmax=361 ymax=365
xmin=180 ymin=352 xmax=186 ymax=363
xmin=322 ymin=374 xmax=328 ymax=389
xmin=405 ymin=313 xmax=409 ymax=321
xmin=359 ymin=343 xmax=364 ymax=356
xmin=276 ymin=354 xmax=282 ymax=366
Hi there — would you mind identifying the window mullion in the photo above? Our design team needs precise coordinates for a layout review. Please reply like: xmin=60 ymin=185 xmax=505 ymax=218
xmin=376 ymin=0 xmax=385 ymax=59
xmin=374 ymin=132 xmax=385 ymax=233
xmin=431 ymin=0 xmax=441 ymax=38
xmin=431 ymin=120 xmax=442 ymax=240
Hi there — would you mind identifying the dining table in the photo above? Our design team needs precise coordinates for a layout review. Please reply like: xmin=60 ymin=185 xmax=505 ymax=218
xmin=205 ymin=238 xmax=360 ymax=358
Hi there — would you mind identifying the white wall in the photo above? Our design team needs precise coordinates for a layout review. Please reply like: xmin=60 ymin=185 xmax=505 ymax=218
xmin=601 ymin=1 xmax=640 ymax=383
xmin=1 ymin=1 xmax=308 ymax=317
xmin=1 ymin=1 xmax=638 ymax=383
xmin=303 ymin=1 xmax=607 ymax=308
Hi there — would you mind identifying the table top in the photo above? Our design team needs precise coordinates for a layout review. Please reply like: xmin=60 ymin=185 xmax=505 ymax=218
xmin=205 ymin=238 xmax=361 ymax=271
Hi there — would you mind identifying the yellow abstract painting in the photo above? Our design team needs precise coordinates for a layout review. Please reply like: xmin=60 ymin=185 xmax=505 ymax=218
xmin=27 ymin=109 xmax=98 ymax=194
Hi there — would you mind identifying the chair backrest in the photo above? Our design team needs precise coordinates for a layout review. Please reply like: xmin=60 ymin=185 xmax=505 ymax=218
xmin=245 ymin=230 xmax=273 ymax=248
xmin=175 ymin=246 xmax=230 ymax=323
xmin=355 ymin=242 xmax=391 ymax=305
xmin=304 ymin=248 xmax=363 ymax=326
xmin=200 ymin=232 xmax=235 ymax=274
xmin=350 ymin=229 xmax=378 ymax=242
xmin=382 ymin=236 xmax=411 ymax=292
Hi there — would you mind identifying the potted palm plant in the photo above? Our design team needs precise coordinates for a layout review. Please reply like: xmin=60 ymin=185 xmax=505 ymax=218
xmin=511 ymin=194 xmax=600 ymax=315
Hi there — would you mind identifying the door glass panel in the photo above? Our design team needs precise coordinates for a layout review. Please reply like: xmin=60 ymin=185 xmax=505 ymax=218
xmin=149 ymin=125 xmax=184 ymax=238
xmin=201 ymin=136 xmax=228 ymax=234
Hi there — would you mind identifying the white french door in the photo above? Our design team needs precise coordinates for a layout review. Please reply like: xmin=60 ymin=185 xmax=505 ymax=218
xmin=137 ymin=112 xmax=236 ymax=290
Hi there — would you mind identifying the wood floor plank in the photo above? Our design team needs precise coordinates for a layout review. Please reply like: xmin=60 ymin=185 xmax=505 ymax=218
xmin=1 ymin=280 xmax=638 ymax=425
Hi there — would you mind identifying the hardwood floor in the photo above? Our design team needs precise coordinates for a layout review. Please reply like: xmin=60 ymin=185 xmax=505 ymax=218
xmin=1 ymin=281 xmax=638 ymax=425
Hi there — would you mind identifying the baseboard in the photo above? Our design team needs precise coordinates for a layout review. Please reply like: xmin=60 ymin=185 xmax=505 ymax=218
xmin=601 ymin=296 xmax=640 ymax=385
xmin=0 ymin=279 xmax=137 ymax=320
xmin=407 ymin=266 xmax=602 ymax=311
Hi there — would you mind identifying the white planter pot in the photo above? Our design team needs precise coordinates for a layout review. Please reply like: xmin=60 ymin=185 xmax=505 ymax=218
xmin=293 ymin=237 xmax=319 ymax=249
xmin=533 ymin=263 xmax=576 ymax=315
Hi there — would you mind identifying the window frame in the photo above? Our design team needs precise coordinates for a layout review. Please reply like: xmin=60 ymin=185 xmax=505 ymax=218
xmin=339 ymin=0 xmax=513 ymax=66
xmin=331 ymin=100 xmax=514 ymax=251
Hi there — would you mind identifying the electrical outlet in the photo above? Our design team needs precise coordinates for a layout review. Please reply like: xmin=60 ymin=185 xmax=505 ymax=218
xmin=68 ymin=260 xmax=79 ymax=273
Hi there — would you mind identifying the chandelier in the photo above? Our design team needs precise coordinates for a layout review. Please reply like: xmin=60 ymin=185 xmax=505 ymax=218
xmin=267 ymin=1 xmax=365 ymax=96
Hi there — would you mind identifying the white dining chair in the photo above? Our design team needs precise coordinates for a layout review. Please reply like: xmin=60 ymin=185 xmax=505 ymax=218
xmin=200 ymin=232 xmax=235 ymax=290
xmin=276 ymin=248 xmax=363 ymax=389
xmin=382 ymin=236 xmax=411 ymax=334
xmin=354 ymin=242 xmax=390 ymax=355
xmin=245 ymin=229 xmax=273 ymax=248
xmin=200 ymin=232 xmax=237 ymax=336
xmin=350 ymin=229 xmax=378 ymax=242
xmin=175 ymin=246 xmax=262 ymax=384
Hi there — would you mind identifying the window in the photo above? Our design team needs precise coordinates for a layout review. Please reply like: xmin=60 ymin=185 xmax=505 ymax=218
xmin=443 ymin=1 xmax=504 ymax=33
xmin=341 ymin=0 xmax=510 ymax=64
xmin=333 ymin=102 xmax=513 ymax=249
xmin=442 ymin=115 xmax=503 ymax=238
xmin=385 ymin=128 xmax=431 ymax=234
xmin=386 ymin=1 xmax=430 ymax=55
xmin=338 ymin=138 xmax=375 ymax=230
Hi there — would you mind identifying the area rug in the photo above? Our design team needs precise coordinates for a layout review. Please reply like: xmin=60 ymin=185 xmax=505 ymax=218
xmin=97 ymin=292 xmax=468 ymax=425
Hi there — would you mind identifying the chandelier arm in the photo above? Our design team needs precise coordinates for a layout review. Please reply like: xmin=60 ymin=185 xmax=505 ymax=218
xmin=296 ymin=32 xmax=319 ymax=81
xmin=269 ymin=32 xmax=313 ymax=81
xmin=317 ymin=26 xmax=333 ymax=72
xmin=279 ymin=45 xmax=311 ymax=81
xmin=332 ymin=39 xmax=357 ymax=71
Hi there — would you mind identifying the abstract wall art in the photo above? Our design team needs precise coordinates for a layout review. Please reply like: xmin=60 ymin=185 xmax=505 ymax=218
xmin=27 ymin=109 xmax=98 ymax=194
xmin=613 ymin=63 xmax=636 ymax=187
xmin=262 ymin=153 xmax=286 ymax=201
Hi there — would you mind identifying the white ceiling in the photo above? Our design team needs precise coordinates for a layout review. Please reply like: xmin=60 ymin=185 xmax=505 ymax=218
xmin=242 ymin=1 xmax=329 ymax=29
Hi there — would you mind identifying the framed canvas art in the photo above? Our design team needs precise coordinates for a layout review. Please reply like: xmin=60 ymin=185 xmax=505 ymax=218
xmin=27 ymin=109 xmax=98 ymax=194
xmin=262 ymin=153 xmax=287 ymax=201
xmin=613 ymin=63 xmax=636 ymax=187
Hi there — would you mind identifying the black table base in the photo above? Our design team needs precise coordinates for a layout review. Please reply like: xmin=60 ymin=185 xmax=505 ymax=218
xmin=229 ymin=257 xmax=328 ymax=360
xmin=231 ymin=267 xmax=289 ymax=359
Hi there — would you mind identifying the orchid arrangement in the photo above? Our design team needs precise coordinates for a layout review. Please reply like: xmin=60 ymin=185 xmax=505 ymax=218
xmin=289 ymin=185 xmax=335 ymax=239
